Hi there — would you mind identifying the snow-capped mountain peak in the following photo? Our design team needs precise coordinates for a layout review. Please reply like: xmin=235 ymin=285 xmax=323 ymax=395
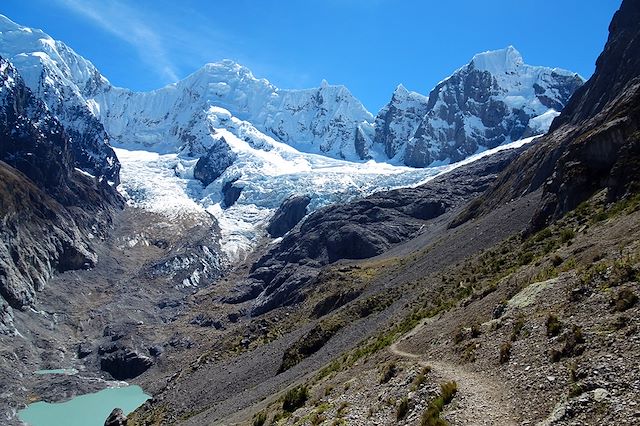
xmin=0 ymin=14 xmax=107 ymax=96
xmin=395 ymin=46 xmax=585 ymax=167
xmin=0 ymin=14 xmax=119 ymax=183
xmin=470 ymin=45 xmax=524 ymax=74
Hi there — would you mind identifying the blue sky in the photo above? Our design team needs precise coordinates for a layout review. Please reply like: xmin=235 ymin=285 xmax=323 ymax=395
xmin=2 ymin=0 xmax=621 ymax=111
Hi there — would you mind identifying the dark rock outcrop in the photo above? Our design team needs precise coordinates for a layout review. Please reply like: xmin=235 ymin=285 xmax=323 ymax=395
xmin=104 ymin=408 xmax=127 ymax=426
xmin=193 ymin=137 xmax=237 ymax=187
xmin=100 ymin=348 xmax=153 ymax=380
xmin=78 ymin=342 xmax=94 ymax=359
xmin=453 ymin=0 xmax=640 ymax=231
xmin=267 ymin=195 xmax=311 ymax=238
xmin=190 ymin=314 xmax=223 ymax=329
xmin=220 ymin=279 xmax=265 ymax=304
xmin=222 ymin=179 xmax=243 ymax=208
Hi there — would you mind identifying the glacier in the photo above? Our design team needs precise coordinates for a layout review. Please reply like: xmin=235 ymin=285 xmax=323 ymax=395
xmin=114 ymin=122 xmax=540 ymax=262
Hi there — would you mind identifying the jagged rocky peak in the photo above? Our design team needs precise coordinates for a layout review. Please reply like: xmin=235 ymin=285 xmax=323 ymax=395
xmin=374 ymin=46 xmax=585 ymax=168
xmin=373 ymin=84 xmax=430 ymax=159
xmin=0 ymin=14 xmax=108 ymax=102
xmin=454 ymin=0 xmax=640 ymax=231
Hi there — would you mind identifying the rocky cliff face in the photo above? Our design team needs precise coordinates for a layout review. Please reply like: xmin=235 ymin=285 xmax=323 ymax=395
xmin=454 ymin=0 xmax=640 ymax=231
xmin=395 ymin=47 xmax=584 ymax=167
xmin=372 ymin=85 xmax=430 ymax=159
xmin=0 ymin=57 xmax=121 ymax=333
xmin=193 ymin=137 xmax=237 ymax=187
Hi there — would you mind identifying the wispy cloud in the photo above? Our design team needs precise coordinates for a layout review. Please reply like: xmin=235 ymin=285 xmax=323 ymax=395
xmin=49 ymin=0 xmax=324 ymax=91
xmin=54 ymin=0 xmax=179 ymax=81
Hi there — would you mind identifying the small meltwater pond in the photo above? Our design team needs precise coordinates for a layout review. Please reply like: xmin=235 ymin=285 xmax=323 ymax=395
xmin=34 ymin=368 xmax=79 ymax=375
xmin=18 ymin=385 xmax=150 ymax=426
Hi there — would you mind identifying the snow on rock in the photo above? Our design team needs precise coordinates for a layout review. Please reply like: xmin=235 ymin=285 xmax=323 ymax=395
xmin=372 ymin=84 xmax=430 ymax=160
xmin=86 ymin=60 xmax=373 ymax=162
xmin=379 ymin=46 xmax=584 ymax=167
xmin=0 ymin=14 xmax=120 ymax=184
xmin=527 ymin=109 xmax=560 ymax=135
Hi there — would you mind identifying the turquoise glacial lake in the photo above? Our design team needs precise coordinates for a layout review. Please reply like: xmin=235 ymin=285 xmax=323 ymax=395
xmin=18 ymin=385 xmax=150 ymax=426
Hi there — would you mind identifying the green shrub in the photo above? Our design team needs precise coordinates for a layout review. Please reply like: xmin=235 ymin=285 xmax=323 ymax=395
xmin=440 ymin=381 xmax=458 ymax=404
xmin=460 ymin=342 xmax=476 ymax=363
xmin=252 ymin=411 xmax=267 ymax=426
xmin=569 ymin=382 xmax=586 ymax=397
xmin=560 ymin=229 xmax=575 ymax=243
xmin=550 ymin=325 xmax=585 ymax=362
xmin=518 ymin=252 xmax=534 ymax=266
xmin=609 ymin=260 xmax=639 ymax=287
xmin=282 ymin=385 xmax=309 ymax=413
xmin=336 ymin=402 xmax=349 ymax=417
xmin=612 ymin=288 xmax=638 ymax=312
xmin=310 ymin=412 xmax=326 ymax=426
xmin=534 ymin=228 xmax=553 ymax=242
xmin=421 ymin=382 xmax=457 ymax=426
xmin=470 ymin=323 xmax=481 ymax=338
xmin=551 ymin=255 xmax=563 ymax=267
xmin=511 ymin=315 xmax=526 ymax=341
xmin=546 ymin=314 xmax=563 ymax=337
xmin=379 ymin=361 xmax=397 ymax=384
xmin=411 ymin=366 xmax=431 ymax=390
xmin=499 ymin=341 xmax=512 ymax=364
xmin=396 ymin=397 xmax=409 ymax=420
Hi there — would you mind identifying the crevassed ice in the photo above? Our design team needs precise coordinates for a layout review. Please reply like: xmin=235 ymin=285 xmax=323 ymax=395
xmin=114 ymin=130 xmax=540 ymax=263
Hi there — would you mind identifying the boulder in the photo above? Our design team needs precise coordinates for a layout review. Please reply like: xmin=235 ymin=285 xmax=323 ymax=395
xmin=77 ymin=342 xmax=93 ymax=359
xmin=104 ymin=408 xmax=127 ymax=426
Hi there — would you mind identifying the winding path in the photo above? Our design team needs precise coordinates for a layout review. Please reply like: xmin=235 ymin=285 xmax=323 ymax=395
xmin=389 ymin=320 xmax=518 ymax=426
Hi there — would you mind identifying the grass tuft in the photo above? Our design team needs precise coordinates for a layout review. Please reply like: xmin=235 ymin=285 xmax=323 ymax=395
xmin=282 ymin=385 xmax=309 ymax=413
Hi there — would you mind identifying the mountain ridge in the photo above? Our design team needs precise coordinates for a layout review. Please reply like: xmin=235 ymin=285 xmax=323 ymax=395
xmin=0 ymin=14 xmax=583 ymax=168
